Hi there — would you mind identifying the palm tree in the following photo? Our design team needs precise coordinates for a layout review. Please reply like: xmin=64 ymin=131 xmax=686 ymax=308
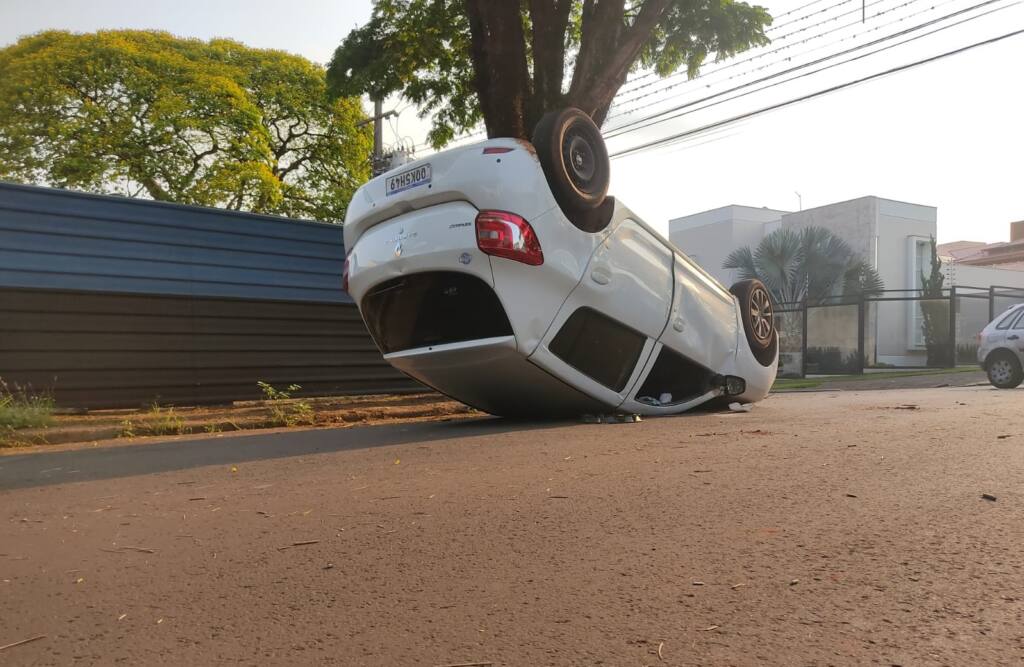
xmin=724 ymin=226 xmax=883 ymax=305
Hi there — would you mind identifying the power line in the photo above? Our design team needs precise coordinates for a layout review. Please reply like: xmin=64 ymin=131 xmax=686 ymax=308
xmin=604 ymin=0 xmax=1014 ymax=139
xmin=769 ymin=0 xmax=857 ymax=33
xmin=609 ymin=26 xmax=1024 ymax=159
xmin=618 ymin=0 xmax=862 ymax=92
xmin=610 ymin=0 xmax=922 ymax=109
xmin=607 ymin=0 xmax=965 ymax=119
xmin=775 ymin=0 xmax=837 ymax=19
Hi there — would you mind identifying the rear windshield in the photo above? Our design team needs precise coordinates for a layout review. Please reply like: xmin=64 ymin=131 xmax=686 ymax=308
xmin=360 ymin=272 xmax=513 ymax=354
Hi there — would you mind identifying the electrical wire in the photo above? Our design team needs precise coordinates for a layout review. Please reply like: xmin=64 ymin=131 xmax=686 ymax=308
xmin=607 ymin=0 xmax=965 ymax=120
xmin=618 ymin=0 xmax=863 ymax=91
xmin=604 ymin=0 xmax=1015 ymax=139
xmin=611 ymin=0 xmax=923 ymax=106
xmin=609 ymin=26 xmax=1024 ymax=159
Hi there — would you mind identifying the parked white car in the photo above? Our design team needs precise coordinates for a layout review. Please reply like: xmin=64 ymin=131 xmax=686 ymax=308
xmin=343 ymin=108 xmax=778 ymax=417
xmin=978 ymin=304 xmax=1024 ymax=388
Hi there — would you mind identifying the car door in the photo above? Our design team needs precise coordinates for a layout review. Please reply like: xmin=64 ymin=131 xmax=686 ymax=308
xmin=658 ymin=253 xmax=739 ymax=373
xmin=531 ymin=219 xmax=674 ymax=407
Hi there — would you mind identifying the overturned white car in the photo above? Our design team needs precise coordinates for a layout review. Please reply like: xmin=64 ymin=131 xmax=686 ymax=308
xmin=343 ymin=108 xmax=777 ymax=417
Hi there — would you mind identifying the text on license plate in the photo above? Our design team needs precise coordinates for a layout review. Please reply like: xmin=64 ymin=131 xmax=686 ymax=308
xmin=386 ymin=164 xmax=432 ymax=196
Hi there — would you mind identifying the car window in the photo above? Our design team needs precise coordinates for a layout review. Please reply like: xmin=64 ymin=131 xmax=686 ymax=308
xmin=996 ymin=308 xmax=1023 ymax=330
xmin=1014 ymin=309 xmax=1024 ymax=329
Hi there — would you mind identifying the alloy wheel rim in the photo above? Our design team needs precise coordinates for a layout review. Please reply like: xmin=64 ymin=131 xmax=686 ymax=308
xmin=991 ymin=359 xmax=1012 ymax=384
xmin=563 ymin=131 xmax=596 ymax=190
xmin=750 ymin=285 xmax=774 ymax=345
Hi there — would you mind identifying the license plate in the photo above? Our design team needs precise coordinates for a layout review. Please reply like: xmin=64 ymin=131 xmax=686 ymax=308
xmin=386 ymin=164 xmax=431 ymax=196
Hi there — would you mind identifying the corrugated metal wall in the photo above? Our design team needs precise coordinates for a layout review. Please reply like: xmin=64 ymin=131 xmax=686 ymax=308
xmin=0 ymin=182 xmax=419 ymax=407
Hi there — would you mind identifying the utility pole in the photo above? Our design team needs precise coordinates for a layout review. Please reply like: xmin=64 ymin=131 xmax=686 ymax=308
xmin=356 ymin=97 xmax=398 ymax=176
xmin=373 ymin=98 xmax=384 ymax=170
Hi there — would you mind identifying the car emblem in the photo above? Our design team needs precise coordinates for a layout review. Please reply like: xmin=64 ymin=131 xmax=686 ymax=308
xmin=394 ymin=241 xmax=402 ymax=257
xmin=459 ymin=252 xmax=472 ymax=265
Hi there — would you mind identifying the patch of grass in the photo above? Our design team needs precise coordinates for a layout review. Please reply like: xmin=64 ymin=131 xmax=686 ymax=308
xmin=257 ymin=381 xmax=316 ymax=427
xmin=772 ymin=366 xmax=981 ymax=391
xmin=120 ymin=402 xmax=190 ymax=438
xmin=0 ymin=379 xmax=55 ymax=444
xmin=772 ymin=378 xmax=824 ymax=391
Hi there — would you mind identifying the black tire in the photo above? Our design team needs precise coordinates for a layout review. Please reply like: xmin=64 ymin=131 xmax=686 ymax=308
xmin=532 ymin=108 xmax=610 ymax=212
xmin=730 ymin=279 xmax=778 ymax=367
xmin=986 ymin=350 xmax=1023 ymax=389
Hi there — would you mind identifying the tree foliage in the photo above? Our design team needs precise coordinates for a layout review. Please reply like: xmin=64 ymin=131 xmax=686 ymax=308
xmin=919 ymin=236 xmax=951 ymax=366
xmin=328 ymin=0 xmax=771 ymax=148
xmin=0 ymin=30 xmax=371 ymax=221
xmin=724 ymin=226 xmax=885 ymax=305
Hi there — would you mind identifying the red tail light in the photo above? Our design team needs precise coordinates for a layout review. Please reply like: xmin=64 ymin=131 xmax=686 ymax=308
xmin=482 ymin=146 xmax=514 ymax=155
xmin=342 ymin=256 xmax=350 ymax=292
xmin=475 ymin=210 xmax=544 ymax=266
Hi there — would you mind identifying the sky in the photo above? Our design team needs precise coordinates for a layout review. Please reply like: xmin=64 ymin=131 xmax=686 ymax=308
xmin=1 ymin=0 xmax=1022 ymax=243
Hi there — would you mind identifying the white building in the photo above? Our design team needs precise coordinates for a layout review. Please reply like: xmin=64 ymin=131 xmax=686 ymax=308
xmin=670 ymin=196 xmax=1024 ymax=367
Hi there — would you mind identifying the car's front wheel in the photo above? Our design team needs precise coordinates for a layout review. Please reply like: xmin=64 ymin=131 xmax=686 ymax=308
xmin=986 ymin=350 xmax=1023 ymax=389
xmin=731 ymin=279 xmax=778 ymax=367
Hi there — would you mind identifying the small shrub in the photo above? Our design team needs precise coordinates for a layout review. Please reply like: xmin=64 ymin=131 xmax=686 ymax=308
xmin=805 ymin=347 xmax=862 ymax=374
xmin=257 ymin=381 xmax=315 ymax=427
xmin=957 ymin=343 xmax=979 ymax=365
xmin=119 ymin=402 xmax=189 ymax=438
xmin=0 ymin=378 xmax=55 ymax=431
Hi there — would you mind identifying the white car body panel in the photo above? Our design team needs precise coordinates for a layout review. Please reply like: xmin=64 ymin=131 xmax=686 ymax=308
xmin=344 ymin=138 xmax=778 ymax=416
xmin=977 ymin=304 xmax=1024 ymax=371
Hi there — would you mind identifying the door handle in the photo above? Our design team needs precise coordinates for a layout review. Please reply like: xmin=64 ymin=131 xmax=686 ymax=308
xmin=1009 ymin=335 xmax=1020 ymax=341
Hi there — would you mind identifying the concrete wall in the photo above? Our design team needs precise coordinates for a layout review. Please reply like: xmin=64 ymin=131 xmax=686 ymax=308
xmin=781 ymin=197 xmax=938 ymax=366
xmin=668 ymin=205 xmax=787 ymax=286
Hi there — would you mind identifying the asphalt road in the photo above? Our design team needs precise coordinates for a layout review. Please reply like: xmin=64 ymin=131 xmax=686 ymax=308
xmin=2 ymin=386 xmax=1023 ymax=665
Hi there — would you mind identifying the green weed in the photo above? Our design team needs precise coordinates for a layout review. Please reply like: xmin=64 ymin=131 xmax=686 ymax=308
xmin=257 ymin=381 xmax=315 ymax=427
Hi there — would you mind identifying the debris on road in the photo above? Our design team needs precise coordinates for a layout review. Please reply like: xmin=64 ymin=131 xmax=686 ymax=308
xmin=0 ymin=635 xmax=46 ymax=652
xmin=692 ymin=581 xmax=705 ymax=586
xmin=658 ymin=641 xmax=665 ymax=660
xmin=277 ymin=540 xmax=320 ymax=551
xmin=731 ymin=583 xmax=746 ymax=589
xmin=997 ymin=435 xmax=1012 ymax=439
xmin=789 ymin=579 xmax=800 ymax=586
xmin=894 ymin=404 xmax=919 ymax=410
xmin=435 ymin=662 xmax=493 ymax=667
xmin=728 ymin=402 xmax=752 ymax=412
xmin=982 ymin=494 xmax=998 ymax=502
xmin=846 ymin=493 xmax=858 ymax=498
xmin=703 ymin=625 xmax=720 ymax=631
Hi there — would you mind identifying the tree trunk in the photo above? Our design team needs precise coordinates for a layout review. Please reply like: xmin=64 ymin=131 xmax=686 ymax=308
xmin=465 ymin=0 xmax=671 ymax=136
xmin=567 ymin=0 xmax=670 ymax=124
xmin=526 ymin=0 xmax=572 ymax=131
xmin=464 ymin=0 xmax=533 ymax=140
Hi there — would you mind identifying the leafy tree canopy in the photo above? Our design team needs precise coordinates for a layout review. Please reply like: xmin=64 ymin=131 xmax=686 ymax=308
xmin=328 ymin=0 xmax=771 ymax=148
xmin=0 ymin=30 xmax=371 ymax=221
xmin=724 ymin=226 xmax=885 ymax=305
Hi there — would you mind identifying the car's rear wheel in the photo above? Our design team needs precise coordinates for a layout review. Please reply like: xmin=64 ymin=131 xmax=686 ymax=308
xmin=730 ymin=279 xmax=778 ymax=367
xmin=532 ymin=107 xmax=610 ymax=213
xmin=986 ymin=350 xmax=1023 ymax=388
